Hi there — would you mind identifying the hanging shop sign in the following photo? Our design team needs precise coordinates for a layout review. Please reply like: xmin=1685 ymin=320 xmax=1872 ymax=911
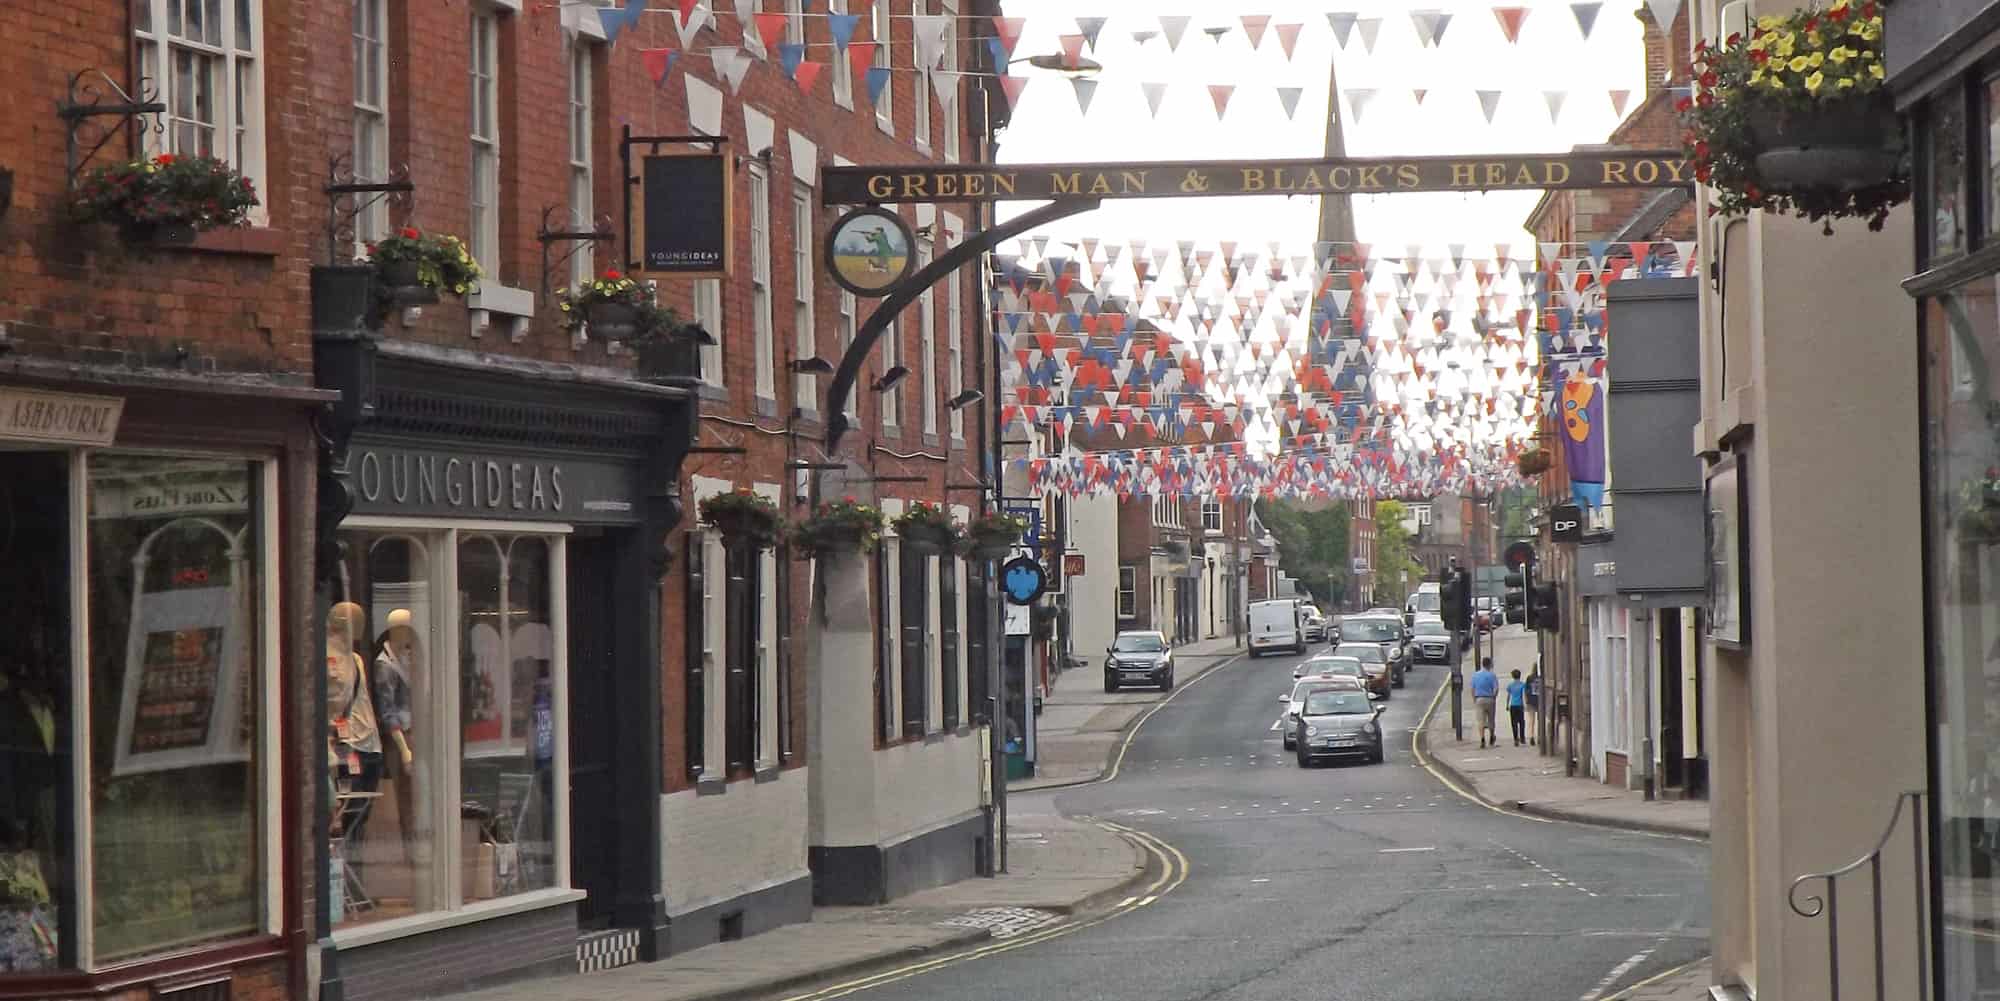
xmin=824 ymin=206 xmax=915 ymax=297
xmin=0 ymin=386 xmax=122 ymax=446
xmin=1550 ymin=504 xmax=1584 ymax=543
xmin=1063 ymin=553 xmax=1086 ymax=577
xmin=638 ymin=152 xmax=732 ymax=278
xmin=822 ymin=150 xmax=1692 ymax=205
xmin=1001 ymin=555 xmax=1049 ymax=606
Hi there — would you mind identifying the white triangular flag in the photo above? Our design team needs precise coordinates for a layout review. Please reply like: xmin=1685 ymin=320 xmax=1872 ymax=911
xmin=712 ymin=46 xmax=753 ymax=94
xmin=1071 ymin=77 xmax=1098 ymax=116
xmin=734 ymin=0 xmax=761 ymax=55
xmin=1356 ymin=17 xmax=1383 ymax=54
xmin=674 ymin=1 xmax=713 ymax=46
xmin=1160 ymin=15 xmax=1192 ymax=51
xmin=914 ymin=13 xmax=951 ymax=70
xmin=1326 ymin=11 xmax=1358 ymax=48
xmin=1543 ymin=90 xmax=1567 ymax=123
xmin=1646 ymin=0 xmax=1682 ymax=33
xmin=1141 ymin=82 xmax=1168 ymax=117
xmin=1275 ymin=86 xmax=1303 ymax=120
xmin=1345 ymin=88 xmax=1375 ymax=124
xmin=1410 ymin=10 xmax=1440 ymax=46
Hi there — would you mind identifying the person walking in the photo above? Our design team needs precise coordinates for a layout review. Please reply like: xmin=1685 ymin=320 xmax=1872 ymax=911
xmin=1471 ymin=657 xmax=1499 ymax=749
xmin=1524 ymin=669 xmax=1542 ymax=747
xmin=1506 ymin=669 xmax=1528 ymax=746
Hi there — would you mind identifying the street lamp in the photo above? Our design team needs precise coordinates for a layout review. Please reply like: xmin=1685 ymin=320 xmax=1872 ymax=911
xmin=1013 ymin=52 xmax=1105 ymax=74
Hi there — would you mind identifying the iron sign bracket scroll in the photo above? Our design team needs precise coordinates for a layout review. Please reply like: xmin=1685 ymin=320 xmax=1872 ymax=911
xmin=823 ymin=197 xmax=1102 ymax=450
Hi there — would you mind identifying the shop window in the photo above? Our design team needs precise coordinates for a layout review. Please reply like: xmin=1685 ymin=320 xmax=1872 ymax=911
xmin=330 ymin=528 xmax=563 ymax=930
xmin=1934 ymin=91 xmax=1969 ymax=259
xmin=940 ymin=553 xmax=960 ymax=731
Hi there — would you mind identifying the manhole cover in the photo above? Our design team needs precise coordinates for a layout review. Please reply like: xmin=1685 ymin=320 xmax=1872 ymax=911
xmin=937 ymin=907 xmax=1062 ymax=939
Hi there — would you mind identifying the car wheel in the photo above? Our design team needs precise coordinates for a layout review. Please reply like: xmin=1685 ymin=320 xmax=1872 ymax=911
xmin=1161 ymin=673 xmax=1175 ymax=692
xmin=1296 ymin=749 xmax=1309 ymax=767
xmin=1282 ymin=735 xmax=1295 ymax=750
xmin=1104 ymin=676 xmax=1118 ymax=693
xmin=1372 ymin=747 xmax=1385 ymax=764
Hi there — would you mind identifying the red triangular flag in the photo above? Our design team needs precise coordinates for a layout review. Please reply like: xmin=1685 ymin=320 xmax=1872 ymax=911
xmin=1208 ymin=84 xmax=1234 ymax=118
xmin=754 ymin=12 xmax=789 ymax=53
xmin=1058 ymin=33 xmax=1086 ymax=68
xmin=847 ymin=40 xmax=877 ymax=74
xmin=999 ymin=75 xmax=1029 ymax=108
xmin=793 ymin=60 xmax=824 ymax=93
xmin=992 ymin=16 xmax=1026 ymax=57
xmin=1492 ymin=6 xmax=1529 ymax=43
xmin=1274 ymin=22 xmax=1303 ymax=60
xmin=1239 ymin=15 xmax=1271 ymax=48
xmin=679 ymin=0 xmax=701 ymax=24
xmin=641 ymin=48 xmax=676 ymax=84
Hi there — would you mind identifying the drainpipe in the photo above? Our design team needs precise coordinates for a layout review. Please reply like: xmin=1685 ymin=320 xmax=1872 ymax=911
xmin=1637 ymin=604 xmax=1655 ymax=800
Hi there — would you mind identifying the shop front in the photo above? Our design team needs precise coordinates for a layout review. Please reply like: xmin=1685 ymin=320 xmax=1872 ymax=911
xmin=313 ymin=338 xmax=693 ymax=1000
xmin=0 ymin=373 xmax=323 ymax=1001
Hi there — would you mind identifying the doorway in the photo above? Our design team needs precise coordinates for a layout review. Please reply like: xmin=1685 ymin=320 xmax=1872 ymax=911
xmin=566 ymin=531 xmax=620 ymax=927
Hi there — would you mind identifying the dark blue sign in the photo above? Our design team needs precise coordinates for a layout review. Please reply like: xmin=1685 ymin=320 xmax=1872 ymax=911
xmin=1001 ymin=556 xmax=1048 ymax=606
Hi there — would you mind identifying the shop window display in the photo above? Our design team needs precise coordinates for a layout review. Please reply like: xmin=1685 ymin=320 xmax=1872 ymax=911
xmin=458 ymin=534 xmax=557 ymax=901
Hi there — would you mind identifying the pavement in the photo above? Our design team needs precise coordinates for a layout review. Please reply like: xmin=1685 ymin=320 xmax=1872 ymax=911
xmin=429 ymin=810 xmax=1149 ymax=1001
xmin=1416 ymin=626 xmax=1713 ymax=840
xmin=1009 ymin=633 xmax=1248 ymax=792
xmin=1605 ymin=957 xmax=1716 ymax=1000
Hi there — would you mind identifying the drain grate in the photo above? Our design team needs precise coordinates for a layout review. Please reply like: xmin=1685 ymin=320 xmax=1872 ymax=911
xmin=937 ymin=906 xmax=1062 ymax=939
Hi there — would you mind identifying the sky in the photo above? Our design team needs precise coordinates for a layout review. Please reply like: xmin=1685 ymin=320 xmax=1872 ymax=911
xmin=992 ymin=0 xmax=1656 ymax=256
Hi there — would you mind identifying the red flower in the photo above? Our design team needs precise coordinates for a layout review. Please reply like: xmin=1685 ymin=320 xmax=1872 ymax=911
xmin=156 ymin=154 xmax=176 ymax=165
xmin=1694 ymin=164 xmax=1712 ymax=182
xmin=604 ymin=269 xmax=623 ymax=280
xmin=1861 ymin=1 xmax=1877 ymax=17
xmin=1829 ymin=5 xmax=1849 ymax=21
xmin=1731 ymin=31 xmax=1745 ymax=43
xmin=401 ymin=227 xmax=421 ymax=239
xmin=1675 ymin=96 xmax=1693 ymax=113
xmin=842 ymin=495 xmax=857 ymax=504
xmin=1700 ymin=70 xmax=1718 ymax=88
xmin=1694 ymin=141 xmax=1710 ymax=159
xmin=1744 ymin=183 xmax=1762 ymax=201
xmin=1697 ymin=92 xmax=1714 ymax=107
xmin=1803 ymin=16 xmax=1819 ymax=32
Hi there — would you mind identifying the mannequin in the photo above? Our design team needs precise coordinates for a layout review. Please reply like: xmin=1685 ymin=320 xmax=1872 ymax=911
xmin=372 ymin=609 xmax=420 ymax=893
xmin=328 ymin=602 xmax=384 ymax=853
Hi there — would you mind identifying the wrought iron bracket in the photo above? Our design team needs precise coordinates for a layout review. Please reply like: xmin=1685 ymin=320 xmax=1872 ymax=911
xmin=322 ymin=155 xmax=414 ymax=265
xmin=537 ymin=204 xmax=615 ymax=301
xmin=56 ymin=69 xmax=165 ymax=191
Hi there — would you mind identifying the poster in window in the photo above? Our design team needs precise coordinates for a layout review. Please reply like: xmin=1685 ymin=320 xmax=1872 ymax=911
xmin=111 ymin=521 xmax=251 ymax=776
xmin=1705 ymin=453 xmax=1749 ymax=649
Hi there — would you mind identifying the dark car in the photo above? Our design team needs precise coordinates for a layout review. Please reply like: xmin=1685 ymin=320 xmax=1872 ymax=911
xmin=1295 ymin=689 xmax=1386 ymax=766
xmin=1409 ymin=619 xmax=1453 ymax=664
xmin=1336 ymin=614 xmax=1409 ymax=682
xmin=1333 ymin=643 xmax=1394 ymax=699
xmin=1105 ymin=630 xmax=1174 ymax=692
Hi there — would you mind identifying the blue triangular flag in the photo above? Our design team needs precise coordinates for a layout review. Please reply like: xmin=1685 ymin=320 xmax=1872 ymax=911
xmin=778 ymin=43 xmax=805 ymax=78
xmin=1571 ymin=2 xmax=1602 ymax=38
xmin=866 ymin=66 xmax=891 ymax=106
xmin=988 ymin=38 xmax=1010 ymax=71
xmin=829 ymin=12 xmax=861 ymax=51
xmin=600 ymin=0 xmax=648 ymax=45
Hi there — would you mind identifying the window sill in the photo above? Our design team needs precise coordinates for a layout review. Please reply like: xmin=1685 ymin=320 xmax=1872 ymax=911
xmin=696 ymin=776 xmax=728 ymax=795
xmin=330 ymin=887 xmax=587 ymax=950
xmin=755 ymin=395 xmax=779 ymax=418
xmin=698 ymin=382 xmax=730 ymax=404
xmin=177 ymin=226 xmax=286 ymax=257
xmin=754 ymin=765 xmax=781 ymax=783
xmin=923 ymin=730 xmax=949 ymax=744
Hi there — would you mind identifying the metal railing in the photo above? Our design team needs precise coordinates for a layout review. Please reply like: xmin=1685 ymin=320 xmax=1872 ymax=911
xmin=1786 ymin=790 xmax=1929 ymax=1001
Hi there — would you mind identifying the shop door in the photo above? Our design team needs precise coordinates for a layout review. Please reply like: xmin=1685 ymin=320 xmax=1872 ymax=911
xmin=566 ymin=534 xmax=620 ymax=927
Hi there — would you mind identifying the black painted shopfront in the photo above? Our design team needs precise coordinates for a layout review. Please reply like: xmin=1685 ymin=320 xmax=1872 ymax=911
xmin=312 ymin=334 xmax=694 ymax=1001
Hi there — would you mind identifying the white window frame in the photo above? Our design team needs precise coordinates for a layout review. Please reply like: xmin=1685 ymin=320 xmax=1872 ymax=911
xmin=134 ymin=0 xmax=268 ymax=224
xmin=750 ymin=162 xmax=775 ymax=401
xmin=695 ymin=280 xmax=725 ymax=386
xmin=568 ymin=41 xmax=595 ymax=289
xmin=1118 ymin=565 xmax=1137 ymax=618
xmin=1202 ymin=500 xmax=1222 ymax=533
xmin=469 ymin=8 xmax=502 ymax=270
xmin=947 ymin=270 xmax=965 ymax=440
xmin=351 ymin=0 xmax=389 ymax=250
xmin=880 ymin=313 xmax=900 ymax=428
xmin=59 ymin=452 xmax=284 ymax=969
xmin=793 ymin=184 xmax=817 ymax=413
xmin=941 ymin=0 xmax=960 ymax=161
xmin=911 ymin=0 xmax=930 ymax=149
xmin=919 ymin=239 xmax=937 ymax=435
xmin=872 ymin=0 xmax=893 ymax=131
xmin=839 ymin=291 xmax=858 ymax=418
xmin=785 ymin=0 xmax=805 ymax=45
xmin=831 ymin=0 xmax=853 ymax=108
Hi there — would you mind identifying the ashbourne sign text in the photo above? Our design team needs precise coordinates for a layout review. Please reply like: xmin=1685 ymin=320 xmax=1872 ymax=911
xmin=822 ymin=150 xmax=1691 ymax=204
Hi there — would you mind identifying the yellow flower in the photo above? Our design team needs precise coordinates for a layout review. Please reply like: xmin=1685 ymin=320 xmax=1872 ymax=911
xmin=1805 ymin=70 xmax=1825 ymax=93
xmin=1749 ymin=34 xmax=1768 ymax=50
xmin=1806 ymin=29 xmax=1821 ymax=46
xmin=1863 ymin=49 xmax=1877 ymax=59
xmin=1788 ymin=55 xmax=1811 ymax=72
xmin=1749 ymin=68 xmax=1765 ymax=85
xmin=1836 ymin=77 xmax=1855 ymax=88
xmin=1757 ymin=14 xmax=1781 ymax=30
xmin=1775 ymin=32 xmax=1796 ymax=56
xmin=1828 ymin=46 xmax=1852 ymax=64
xmin=1808 ymin=51 xmax=1825 ymax=68
xmin=1768 ymin=75 xmax=1786 ymax=90
xmin=1869 ymin=62 xmax=1884 ymax=79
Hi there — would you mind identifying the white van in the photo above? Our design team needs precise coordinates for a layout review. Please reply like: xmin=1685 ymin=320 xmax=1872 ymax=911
xmin=1250 ymin=599 xmax=1306 ymax=656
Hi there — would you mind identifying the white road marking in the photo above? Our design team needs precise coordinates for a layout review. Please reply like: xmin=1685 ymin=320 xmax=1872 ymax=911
xmin=1379 ymin=846 xmax=1437 ymax=854
xmin=1249 ymin=878 xmax=1271 ymax=883
xmin=1577 ymin=947 xmax=1657 ymax=1001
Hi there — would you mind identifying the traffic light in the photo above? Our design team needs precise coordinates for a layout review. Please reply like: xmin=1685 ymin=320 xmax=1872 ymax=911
xmin=1530 ymin=582 xmax=1561 ymax=632
xmin=1503 ymin=568 xmax=1528 ymax=625
xmin=1440 ymin=570 xmax=1467 ymax=631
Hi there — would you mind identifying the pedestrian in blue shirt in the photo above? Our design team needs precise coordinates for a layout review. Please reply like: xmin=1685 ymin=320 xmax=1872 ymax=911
xmin=1471 ymin=658 xmax=1499 ymax=748
xmin=1506 ymin=670 xmax=1529 ymax=746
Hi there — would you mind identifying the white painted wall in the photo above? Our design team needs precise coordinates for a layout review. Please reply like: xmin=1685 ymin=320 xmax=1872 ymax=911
xmin=660 ymin=768 xmax=810 ymax=915
xmin=871 ymin=731 xmax=983 ymax=843
xmin=1067 ymin=494 xmax=1119 ymax=669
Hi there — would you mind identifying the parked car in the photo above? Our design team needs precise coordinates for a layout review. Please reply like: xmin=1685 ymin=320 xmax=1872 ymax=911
xmin=1335 ymin=615 xmax=1410 ymax=680
xmin=1249 ymin=598 xmax=1307 ymax=656
xmin=1104 ymin=630 xmax=1174 ymax=692
xmin=1409 ymin=618 xmax=1453 ymax=664
xmin=1295 ymin=688 xmax=1386 ymax=766
xmin=1332 ymin=643 xmax=1394 ymax=698
xmin=1279 ymin=671 xmax=1366 ymax=749
xmin=1297 ymin=603 xmax=1327 ymax=642
xmin=1294 ymin=652 xmax=1367 ymax=680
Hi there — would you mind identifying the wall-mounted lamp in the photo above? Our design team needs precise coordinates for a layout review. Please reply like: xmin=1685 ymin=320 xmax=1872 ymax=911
xmin=789 ymin=356 xmax=834 ymax=375
xmin=947 ymin=389 xmax=984 ymax=410
xmin=871 ymin=366 xmax=910 ymax=393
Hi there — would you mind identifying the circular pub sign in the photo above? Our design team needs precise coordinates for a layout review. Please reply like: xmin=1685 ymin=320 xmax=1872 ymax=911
xmin=824 ymin=207 xmax=915 ymax=297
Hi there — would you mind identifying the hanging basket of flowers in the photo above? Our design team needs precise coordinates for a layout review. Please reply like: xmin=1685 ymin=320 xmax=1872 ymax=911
xmin=892 ymin=501 xmax=959 ymax=553
xmin=1958 ymin=471 xmax=2000 ymax=545
xmin=630 ymin=314 xmax=712 ymax=382
xmin=962 ymin=512 xmax=1029 ymax=561
xmin=70 ymin=153 xmax=258 ymax=246
xmin=559 ymin=269 xmax=666 ymax=342
xmin=789 ymin=498 xmax=884 ymax=558
xmin=366 ymin=228 xmax=482 ymax=306
xmin=1517 ymin=448 xmax=1552 ymax=476
xmin=699 ymin=490 xmax=783 ymax=550
xmin=1681 ymin=1 xmax=1908 ymax=233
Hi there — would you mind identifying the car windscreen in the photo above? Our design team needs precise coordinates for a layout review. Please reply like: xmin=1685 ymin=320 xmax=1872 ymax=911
xmin=1412 ymin=622 xmax=1448 ymax=636
xmin=1303 ymin=691 xmax=1373 ymax=715
xmin=1333 ymin=645 xmax=1384 ymax=664
xmin=1112 ymin=634 xmax=1166 ymax=652
xmin=1414 ymin=593 xmax=1441 ymax=612
xmin=1306 ymin=658 xmax=1365 ymax=676
xmin=1342 ymin=619 xmax=1399 ymax=641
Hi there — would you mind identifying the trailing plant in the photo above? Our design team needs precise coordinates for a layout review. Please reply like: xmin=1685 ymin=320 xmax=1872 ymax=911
xmin=1517 ymin=448 xmax=1552 ymax=476
xmin=789 ymin=497 xmax=884 ymax=557
xmin=699 ymin=490 xmax=783 ymax=549
xmin=70 ymin=153 xmax=258 ymax=235
xmin=962 ymin=511 xmax=1030 ymax=558
xmin=1679 ymin=0 xmax=1907 ymax=231
xmin=367 ymin=227 xmax=482 ymax=295
xmin=557 ymin=269 xmax=678 ymax=338
xmin=891 ymin=500 xmax=958 ymax=548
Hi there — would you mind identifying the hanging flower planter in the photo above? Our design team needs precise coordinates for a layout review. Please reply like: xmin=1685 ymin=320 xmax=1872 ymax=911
xmin=1517 ymin=448 xmax=1552 ymax=476
xmin=366 ymin=228 xmax=480 ymax=309
xmin=560 ymin=269 xmax=668 ymax=343
xmin=1959 ymin=507 xmax=2000 ymax=545
xmin=892 ymin=501 xmax=958 ymax=553
xmin=1681 ymin=1 xmax=1908 ymax=232
xmin=70 ymin=153 xmax=257 ymax=247
xmin=790 ymin=498 xmax=884 ymax=558
xmin=700 ymin=490 xmax=783 ymax=550
xmin=963 ymin=512 xmax=1029 ymax=561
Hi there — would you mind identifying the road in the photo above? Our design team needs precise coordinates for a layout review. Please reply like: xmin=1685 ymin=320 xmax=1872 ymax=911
xmin=785 ymin=642 xmax=1710 ymax=1001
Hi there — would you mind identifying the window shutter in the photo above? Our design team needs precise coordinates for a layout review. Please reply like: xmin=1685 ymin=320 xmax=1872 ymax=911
xmin=685 ymin=532 xmax=706 ymax=779
xmin=940 ymin=553 xmax=960 ymax=730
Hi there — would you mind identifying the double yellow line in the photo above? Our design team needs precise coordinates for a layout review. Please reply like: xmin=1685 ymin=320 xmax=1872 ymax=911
xmin=774 ymin=823 xmax=1190 ymax=1001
